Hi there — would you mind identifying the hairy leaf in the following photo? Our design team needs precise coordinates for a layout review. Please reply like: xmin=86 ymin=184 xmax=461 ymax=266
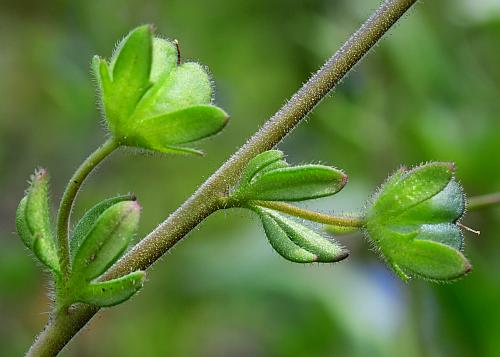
xmin=259 ymin=210 xmax=318 ymax=263
xmin=71 ymin=194 xmax=135 ymax=259
xmin=243 ymin=165 xmax=347 ymax=201
xmin=77 ymin=271 xmax=146 ymax=307
xmin=238 ymin=150 xmax=285 ymax=185
xmin=130 ymin=105 xmax=228 ymax=150
xmin=17 ymin=169 xmax=60 ymax=274
xmin=72 ymin=201 xmax=140 ymax=281
xmin=256 ymin=207 xmax=348 ymax=263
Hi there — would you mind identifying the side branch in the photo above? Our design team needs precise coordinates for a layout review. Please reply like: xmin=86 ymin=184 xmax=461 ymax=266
xmin=55 ymin=138 xmax=118 ymax=279
xmin=468 ymin=193 xmax=500 ymax=211
xmin=28 ymin=1 xmax=418 ymax=355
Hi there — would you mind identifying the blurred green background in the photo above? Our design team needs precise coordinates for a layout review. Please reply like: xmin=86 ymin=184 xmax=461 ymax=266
xmin=1 ymin=0 xmax=500 ymax=356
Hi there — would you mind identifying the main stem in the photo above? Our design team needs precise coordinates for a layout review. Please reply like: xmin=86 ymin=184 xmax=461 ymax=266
xmin=28 ymin=1 xmax=418 ymax=355
xmin=56 ymin=137 xmax=118 ymax=279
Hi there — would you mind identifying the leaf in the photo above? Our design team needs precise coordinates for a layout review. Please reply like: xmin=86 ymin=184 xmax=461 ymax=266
xmin=133 ymin=62 xmax=213 ymax=121
xmin=71 ymin=194 xmax=136 ymax=259
xmin=77 ymin=271 xmax=145 ymax=307
xmin=33 ymin=234 xmax=60 ymax=274
xmin=105 ymin=25 xmax=153 ymax=130
xmin=259 ymin=210 xmax=318 ymax=263
xmin=150 ymin=37 xmax=178 ymax=82
xmin=256 ymin=207 xmax=348 ymax=263
xmin=92 ymin=55 xmax=112 ymax=99
xmin=395 ymin=240 xmax=471 ymax=281
xmin=238 ymin=150 xmax=285 ymax=185
xmin=416 ymin=223 xmax=464 ymax=251
xmin=255 ymin=159 xmax=289 ymax=176
xmin=25 ymin=169 xmax=52 ymax=241
xmin=72 ymin=201 xmax=140 ymax=281
xmin=243 ymin=165 xmax=347 ymax=201
xmin=265 ymin=209 xmax=348 ymax=262
xmin=397 ymin=179 xmax=465 ymax=224
xmin=132 ymin=105 xmax=228 ymax=150
xmin=21 ymin=169 xmax=60 ymax=274
xmin=371 ymin=162 xmax=454 ymax=220
xmin=16 ymin=197 xmax=33 ymax=248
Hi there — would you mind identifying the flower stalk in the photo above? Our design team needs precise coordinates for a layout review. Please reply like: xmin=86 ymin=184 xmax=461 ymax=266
xmin=251 ymin=200 xmax=365 ymax=228
xmin=56 ymin=137 xmax=119 ymax=280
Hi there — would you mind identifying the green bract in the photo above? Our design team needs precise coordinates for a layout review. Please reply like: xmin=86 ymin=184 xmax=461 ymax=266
xmin=254 ymin=207 xmax=348 ymax=263
xmin=67 ymin=198 xmax=145 ymax=307
xmin=365 ymin=162 xmax=471 ymax=282
xmin=232 ymin=150 xmax=348 ymax=202
xmin=93 ymin=25 xmax=228 ymax=155
xmin=15 ymin=169 xmax=60 ymax=275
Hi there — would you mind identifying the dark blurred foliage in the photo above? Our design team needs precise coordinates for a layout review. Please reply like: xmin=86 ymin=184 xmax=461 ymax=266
xmin=1 ymin=0 xmax=499 ymax=356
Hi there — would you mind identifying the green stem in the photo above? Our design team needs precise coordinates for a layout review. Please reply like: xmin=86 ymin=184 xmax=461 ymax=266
xmin=28 ymin=1 xmax=418 ymax=355
xmin=56 ymin=137 xmax=119 ymax=280
xmin=252 ymin=200 xmax=365 ymax=228
xmin=467 ymin=193 xmax=500 ymax=211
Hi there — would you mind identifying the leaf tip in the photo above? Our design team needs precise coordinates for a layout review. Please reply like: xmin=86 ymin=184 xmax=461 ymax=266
xmin=338 ymin=249 xmax=349 ymax=261
xmin=341 ymin=172 xmax=349 ymax=189
xmin=464 ymin=259 xmax=472 ymax=275
xmin=32 ymin=167 xmax=48 ymax=181
xmin=445 ymin=162 xmax=456 ymax=173
xmin=131 ymin=199 xmax=142 ymax=212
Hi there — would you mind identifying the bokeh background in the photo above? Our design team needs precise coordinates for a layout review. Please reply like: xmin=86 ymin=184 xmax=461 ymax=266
xmin=1 ymin=0 xmax=500 ymax=356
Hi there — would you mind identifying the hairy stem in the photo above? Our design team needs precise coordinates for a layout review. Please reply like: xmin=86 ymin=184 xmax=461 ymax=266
xmin=468 ymin=193 xmax=500 ymax=211
xmin=252 ymin=200 xmax=365 ymax=227
xmin=28 ymin=1 xmax=418 ymax=355
xmin=56 ymin=137 xmax=118 ymax=280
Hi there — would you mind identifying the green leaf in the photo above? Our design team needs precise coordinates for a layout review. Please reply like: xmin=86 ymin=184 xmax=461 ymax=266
xmin=258 ymin=209 xmax=318 ymax=263
xmin=133 ymin=62 xmax=212 ymax=120
xmin=92 ymin=55 xmax=112 ymax=100
xmin=255 ymin=159 xmax=289 ymax=176
xmin=371 ymin=162 xmax=454 ymax=220
xmin=397 ymin=180 xmax=465 ymax=224
xmin=16 ymin=197 xmax=33 ymax=248
xmin=25 ymin=169 xmax=52 ymax=240
xmin=242 ymin=165 xmax=347 ymax=201
xmin=77 ymin=271 xmax=145 ymax=307
xmin=150 ymin=37 xmax=178 ymax=82
xmin=107 ymin=25 xmax=153 ymax=129
xmin=72 ymin=201 xmax=140 ymax=281
xmin=19 ymin=169 xmax=60 ymax=274
xmin=256 ymin=207 xmax=348 ymax=263
xmin=110 ymin=25 xmax=153 ymax=125
xmin=33 ymin=234 xmax=60 ymax=274
xmin=70 ymin=194 xmax=135 ymax=259
xmin=129 ymin=105 xmax=228 ymax=151
xmin=238 ymin=150 xmax=285 ymax=185
xmin=416 ymin=223 xmax=463 ymax=251
xmin=394 ymin=240 xmax=471 ymax=282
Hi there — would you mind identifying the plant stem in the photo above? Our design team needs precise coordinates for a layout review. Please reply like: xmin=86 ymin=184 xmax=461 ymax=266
xmin=467 ymin=192 xmax=500 ymax=211
xmin=252 ymin=200 xmax=365 ymax=228
xmin=56 ymin=137 xmax=118 ymax=280
xmin=28 ymin=1 xmax=418 ymax=355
